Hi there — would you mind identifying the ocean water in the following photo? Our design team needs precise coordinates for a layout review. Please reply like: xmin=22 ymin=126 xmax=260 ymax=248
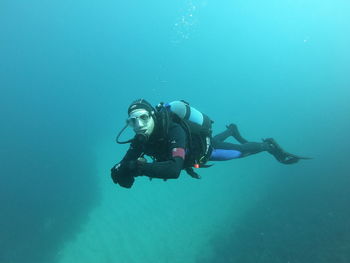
xmin=1 ymin=0 xmax=349 ymax=262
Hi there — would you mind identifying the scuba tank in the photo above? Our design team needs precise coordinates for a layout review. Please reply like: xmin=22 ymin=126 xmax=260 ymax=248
xmin=164 ymin=100 xmax=213 ymax=135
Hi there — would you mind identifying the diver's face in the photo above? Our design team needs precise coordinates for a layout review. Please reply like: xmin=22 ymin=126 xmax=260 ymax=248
xmin=128 ymin=109 xmax=155 ymax=136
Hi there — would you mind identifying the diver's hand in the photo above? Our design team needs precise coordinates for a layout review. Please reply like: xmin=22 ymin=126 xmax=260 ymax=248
xmin=111 ymin=162 xmax=135 ymax=188
xmin=126 ymin=157 xmax=147 ymax=177
xmin=111 ymin=163 xmax=124 ymax=183
xmin=127 ymin=157 xmax=146 ymax=176
xmin=127 ymin=161 xmax=139 ymax=174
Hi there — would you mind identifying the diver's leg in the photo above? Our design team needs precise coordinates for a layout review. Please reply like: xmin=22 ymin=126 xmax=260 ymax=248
xmin=211 ymin=138 xmax=311 ymax=164
xmin=218 ymin=141 xmax=269 ymax=157
xmin=210 ymin=138 xmax=270 ymax=161
xmin=212 ymin=129 xmax=232 ymax=143
xmin=213 ymin=124 xmax=248 ymax=144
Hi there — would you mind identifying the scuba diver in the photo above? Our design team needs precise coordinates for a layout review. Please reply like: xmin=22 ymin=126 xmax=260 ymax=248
xmin=111 ymin=99 xmax=310 ymax=188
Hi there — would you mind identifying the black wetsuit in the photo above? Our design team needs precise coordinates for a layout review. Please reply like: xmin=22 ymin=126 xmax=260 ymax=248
xmin=111 ymin=122 xmax=187 ymax=188
xmin=111 ymin=122 xmax=266 ymax=188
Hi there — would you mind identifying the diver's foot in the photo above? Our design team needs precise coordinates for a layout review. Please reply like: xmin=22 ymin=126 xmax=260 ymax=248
xmin=263 ymin=138 xmax=311 ymax=164
xmin=226 ymin=123 xmax=248 ymax=144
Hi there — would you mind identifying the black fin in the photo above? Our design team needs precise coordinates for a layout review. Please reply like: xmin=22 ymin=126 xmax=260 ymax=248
xmin=263 ymin=138 xmax=312 ymax=164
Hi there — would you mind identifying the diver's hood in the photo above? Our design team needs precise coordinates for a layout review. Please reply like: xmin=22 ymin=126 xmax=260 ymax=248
xmin=128 ymin=99 xmax=156 ymax=116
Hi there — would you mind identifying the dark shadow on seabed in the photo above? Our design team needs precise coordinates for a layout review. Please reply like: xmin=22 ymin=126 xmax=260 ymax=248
xmin=196 ymin=160 xmax=350 ymax=263
xmin=0 ymin=120 xmax=101 ymax=263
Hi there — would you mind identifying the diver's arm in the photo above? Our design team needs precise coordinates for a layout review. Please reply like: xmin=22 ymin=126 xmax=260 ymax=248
xmin=139 ymin=123 xmax=187 ymax=179
xmin=121 ymin=144 xmax=143 ymax=163
xmin=139 ymin=156 xmax=184 ymax=179
xmin=111 ymin=143 xmax=143 ymax=188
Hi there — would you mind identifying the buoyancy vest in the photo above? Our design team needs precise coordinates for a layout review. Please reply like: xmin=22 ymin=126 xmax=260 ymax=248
xmin=155 ymin=100 xmax=214 ymax=173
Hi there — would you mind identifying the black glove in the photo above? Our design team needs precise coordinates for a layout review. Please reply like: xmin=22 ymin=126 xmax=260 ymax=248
xmin=128 ymin=158 xmax=147 ymax=176
xmin=111 ymin=162 xmax=135 ymax=188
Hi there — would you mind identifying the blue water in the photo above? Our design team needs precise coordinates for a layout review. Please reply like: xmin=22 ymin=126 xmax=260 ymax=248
xmin=1 ymin=0 xmax=349 ymax=262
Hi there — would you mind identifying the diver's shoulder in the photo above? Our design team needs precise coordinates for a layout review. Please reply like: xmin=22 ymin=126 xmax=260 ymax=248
xmin=168 ymin=121 xmax=186 ymax=135
xmin=168 ymin=121 xmax=184 ymax=129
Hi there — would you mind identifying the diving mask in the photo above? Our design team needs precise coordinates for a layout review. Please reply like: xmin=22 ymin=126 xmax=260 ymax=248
xmin=127 ymin=109 xmax=155 ymax=136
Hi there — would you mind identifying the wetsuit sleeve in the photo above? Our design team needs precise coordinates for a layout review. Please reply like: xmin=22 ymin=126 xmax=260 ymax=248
xmin=139 ymin=124 xmax=186 ymax=179
xmin=111 ymin=143 xmax=143 ymax=188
